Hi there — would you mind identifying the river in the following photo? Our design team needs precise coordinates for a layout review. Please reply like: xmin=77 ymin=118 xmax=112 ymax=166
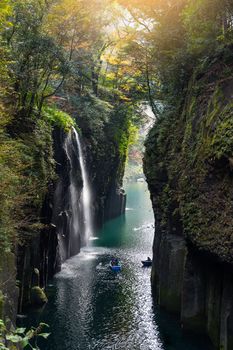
xmin=22 ymin=182 xmax=213 ymax=350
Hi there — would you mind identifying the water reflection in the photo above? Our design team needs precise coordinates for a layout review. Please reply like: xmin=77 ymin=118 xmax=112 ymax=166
xmin=21 ymin=183 xmax=212 ymax=350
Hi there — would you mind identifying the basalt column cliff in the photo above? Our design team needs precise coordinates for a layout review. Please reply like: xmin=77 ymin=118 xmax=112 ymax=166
xmin=144 ymin=50 xmax=233 ymax=349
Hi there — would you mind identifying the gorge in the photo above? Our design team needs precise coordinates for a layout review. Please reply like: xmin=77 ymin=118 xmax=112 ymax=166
xmin=1 ymin=1 xmax=233 ymax=350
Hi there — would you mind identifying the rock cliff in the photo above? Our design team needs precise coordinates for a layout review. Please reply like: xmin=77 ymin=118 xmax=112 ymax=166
xmin=16 ymin=113 xmax=127 ymax=309
xmin=144 ymin=48 xmax=233 ymax=349
xmin=0 ymin=252 xmax=18 ymax=326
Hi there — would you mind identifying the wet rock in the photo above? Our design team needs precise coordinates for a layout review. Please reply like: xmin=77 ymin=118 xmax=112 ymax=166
xmin=219 ymin=269 xmax=233 ymax=350
xmin=31 ymin=286 xmax=48 ymax=306
xmin=181 ymin=253 xmax=206 ymax=333
xmin=153 ymin=233 xmax=187 ymax=313
xmin=104 ymin=187 xmax=126 ymax=221
xmin=151 ymin=231 xmax=233 ymax=349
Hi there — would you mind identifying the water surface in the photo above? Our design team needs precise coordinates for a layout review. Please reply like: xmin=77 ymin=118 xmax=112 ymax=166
xmin=23 ymin=183 xmax=213 ymax=350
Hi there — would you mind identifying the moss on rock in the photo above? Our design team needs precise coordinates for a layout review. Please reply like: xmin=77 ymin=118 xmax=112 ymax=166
xmin=31 ymin=287 xmax=48 ymax=306
xmin=144 ymin=51 xmax=233 ymax=264
xmin=0 ymin=290 xmax=4 ymax=318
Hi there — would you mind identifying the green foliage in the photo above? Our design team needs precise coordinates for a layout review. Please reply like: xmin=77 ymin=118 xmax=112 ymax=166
xmin=210 ymin=114 xmax=233 ymax=160
xmin=0 ymin=114 xmax=57 ymax=251
xmin=43 ymin=106 xmax=75 ymax=132
xmin=182 ymin=0 xmax=223 ymax=55
xmin=0 ymin=0 xmax=231 ymax=259
xmin=0 ymin=135 xmax=26 ymax=251
xmin=118 ymin=0 xmax=233 ymax=110
xmin=2 ymin=0 xmax=69 ymax=121
xmin=71 ymin=93 xmax=113 ymax=137
xmin=0 ymin=1 xmax=12 ymax=31
xmin=0 ymin=0 xmax=72 ymax=254
xmin=0 ymin=319 xmax=50 ymax=350
xmin=106 ymin=104 xmax=140 ymax=163
xmin=144 ymin=51 xmax=233 ymax=262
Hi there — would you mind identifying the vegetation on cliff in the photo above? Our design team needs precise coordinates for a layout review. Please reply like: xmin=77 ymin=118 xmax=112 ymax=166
xmin=0 ymin=2 xmax=150 ymax=321
xmin=0 ymin=0 xmax=143 ymax=256
xmin=139 ymin=0 xmax=233 ymax=263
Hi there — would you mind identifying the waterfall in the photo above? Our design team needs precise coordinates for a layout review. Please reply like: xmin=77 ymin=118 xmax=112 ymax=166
xmin=53 ymin=126 xmax=93 ymax=263
xmin=63 ymin=130 xmax=82 ymax=258
xmin=72 ymin=127 xmax=93 ymax=241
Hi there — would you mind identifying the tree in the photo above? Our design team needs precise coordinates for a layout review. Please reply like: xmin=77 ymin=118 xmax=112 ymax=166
xmin=4 ymin=0 xmax=68 ymax=122
xmin=45 ymin=0 xmax=115 ymax=96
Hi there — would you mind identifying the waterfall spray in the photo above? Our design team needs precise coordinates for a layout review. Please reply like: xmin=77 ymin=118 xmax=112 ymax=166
xmin=63 ymin=131 xmax=81 ymax=257
xmin=72 ymin=127 xmax=93 ymax=242
xmin=55 ymin=127 xmax=93 ymax=262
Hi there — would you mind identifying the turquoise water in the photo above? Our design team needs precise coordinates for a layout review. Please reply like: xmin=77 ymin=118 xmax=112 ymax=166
xmin=22 ymin=183 xmax=213 ymax=350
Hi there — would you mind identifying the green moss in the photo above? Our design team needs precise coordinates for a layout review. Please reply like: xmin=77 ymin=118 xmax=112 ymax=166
xmin=0 ymin=290 xmax=4 ymax=318
xmin=0 ymin=105 xmax=61 ymax=251
xmin=210 ymin=106 xmax=233 ymax=159
xmin=31 ymin=286 xmax=48 ymax=306
xmin=205 ymin=87 xmax=223 ymax=128
xmin=144 ymin=54 xmax=233 ymax=263
xmin=43 ymin=106 xmax=75 ymax=132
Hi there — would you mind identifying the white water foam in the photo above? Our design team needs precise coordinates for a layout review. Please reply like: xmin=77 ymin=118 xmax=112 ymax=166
xmin=72 ymin=127 xmax=94 ymax=242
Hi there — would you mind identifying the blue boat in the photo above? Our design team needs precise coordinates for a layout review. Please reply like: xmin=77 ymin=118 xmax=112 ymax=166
xmin=110 ymin=259 xmax=121 ymax=271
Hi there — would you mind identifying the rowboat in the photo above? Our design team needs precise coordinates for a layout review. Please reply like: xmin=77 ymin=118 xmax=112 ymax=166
xmin=110 ymin=260 xmax=121 ymax=271
xmin=141 ymin=259 xmax=152 ymax=267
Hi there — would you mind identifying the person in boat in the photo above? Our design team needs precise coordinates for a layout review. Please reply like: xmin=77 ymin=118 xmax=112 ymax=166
xmin=147 ymin=257 xmax=151 ymax=261
xmin=111 ymin=258 xmax=119 ymax=266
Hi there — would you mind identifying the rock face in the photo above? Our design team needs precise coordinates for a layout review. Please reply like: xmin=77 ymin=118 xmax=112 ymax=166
xmin=144 ymin=50 xmax=233 ymax=349
xmin=104 ymin=185 xmax=126 ymax=221
xmin=152 ymin=232 xmax=187 ymax=314
xmin=151 ymin=232 xmax=233 ymax=349
xmin=17 ymin=128 xmax=71 ymax=309
xmin=17 ymin=121 xmax=127 ymax=309
xmin=0 ymin=252 xmax=18 ymax=325
xmin=52 ymin=128 xmax=83 ymax=261
xmin=81 ymin=126 xmax=127 ymax=227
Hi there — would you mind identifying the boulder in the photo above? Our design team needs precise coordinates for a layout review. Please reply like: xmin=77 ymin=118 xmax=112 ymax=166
xmin=31 ymin=287 xmax=48 ymax=306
